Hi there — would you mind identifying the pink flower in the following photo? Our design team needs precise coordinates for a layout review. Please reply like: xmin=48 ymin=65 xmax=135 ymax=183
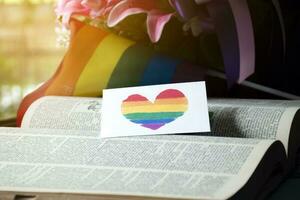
xmin=56 ymin=0 xmax=175 ymax=42
xmin=81 ymin=0 xmax=121 ymax=18
xmin=55 ymin=0 xmax=90 ymax=26
xmin=55 ymin=0 xmax=121 ymax=27
xmin=107 ymin=0 xmax=174 ymax=43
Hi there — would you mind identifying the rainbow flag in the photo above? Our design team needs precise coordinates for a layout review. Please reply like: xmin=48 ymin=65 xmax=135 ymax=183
xmin=17 ymin=19 xmax=204 ymax=126
xmin=121 ymin=89 xmax=188 ymax=130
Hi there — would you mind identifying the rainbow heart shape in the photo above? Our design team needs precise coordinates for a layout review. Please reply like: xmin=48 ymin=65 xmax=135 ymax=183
xmin=121 ymin=89 xmax=188 ymax=130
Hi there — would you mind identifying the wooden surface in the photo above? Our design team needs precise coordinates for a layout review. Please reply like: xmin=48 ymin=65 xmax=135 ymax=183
xmin=0 ymin=118 xmax=16 ymax=127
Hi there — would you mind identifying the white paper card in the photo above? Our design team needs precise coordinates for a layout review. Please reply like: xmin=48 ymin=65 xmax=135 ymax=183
xmin=101 ymin=82 xmax=210 ymax=138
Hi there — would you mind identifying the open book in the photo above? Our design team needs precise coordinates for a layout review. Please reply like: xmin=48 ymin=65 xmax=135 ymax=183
xmin=0 ymin=96 xmax=299 ymax=200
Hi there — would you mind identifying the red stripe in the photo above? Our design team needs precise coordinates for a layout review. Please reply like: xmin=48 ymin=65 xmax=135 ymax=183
xmin=16 ymin=61 xmax=64 ymax=126
xmin=156 ymin=89 xmax=185 ymax=99
xmin=123 ymin=94 xmax=148 ymax=102
xmin=16 ymin=20 xmax=87 ymax=127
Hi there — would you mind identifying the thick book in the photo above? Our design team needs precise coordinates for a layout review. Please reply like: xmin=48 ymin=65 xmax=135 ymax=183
xmin=0 ymin=97 xmax=299 ymax=200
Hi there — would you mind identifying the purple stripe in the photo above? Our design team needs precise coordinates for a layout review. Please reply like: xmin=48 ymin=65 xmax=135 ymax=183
xmin=229 ymin=0 xmax=255 ymax=83
xmin=207 ymin=1 xmax=240 ymax=87
xmin=207 ymin=0 xmax=255 ymax=86
xmin=170 ymin=0 xmax=198 ymax=20
xmin=142 ymin=124 xmax=165 ymax=130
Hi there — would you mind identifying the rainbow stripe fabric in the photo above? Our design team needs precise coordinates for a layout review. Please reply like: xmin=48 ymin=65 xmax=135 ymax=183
xmin=121 ymin=89 xmax=188 ymax=130
xmin=17 ymin=19 xmax=204 ymax=126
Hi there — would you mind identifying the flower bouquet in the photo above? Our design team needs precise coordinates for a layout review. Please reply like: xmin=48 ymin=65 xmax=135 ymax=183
xmin=55 ymin=0 xmax=214 ymax=43
xmin=54 ymin=0 xmax=257 ymax=86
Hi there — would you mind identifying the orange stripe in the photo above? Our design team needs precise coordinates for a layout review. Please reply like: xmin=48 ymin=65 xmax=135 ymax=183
xmin=155 ymin=98 xmax=188 ymax=105
xmin=45 ymin=22 xmax=108 ymax=96
xmin=121 ymin=104 xmax=188 ymax=114
xmin=69 ymin=18 xmax=85 ymax=40
xmin=122 ymin=97 xmax=188 ymax=106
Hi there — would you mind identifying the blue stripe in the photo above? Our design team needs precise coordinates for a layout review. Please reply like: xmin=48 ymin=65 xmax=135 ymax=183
xmin=140 ymin=54 xmax=181 ymax=85
xmin=130 ymin=118 xmax=175 ymax=124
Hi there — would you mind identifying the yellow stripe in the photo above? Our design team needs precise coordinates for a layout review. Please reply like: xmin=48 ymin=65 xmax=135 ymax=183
xmin=121 ymin=104 xmax=188 ymax=114
xmin=122 ymin=98 xmax=188 ymax=106
xmin=73 ymin=34 xmax=135 ymax=96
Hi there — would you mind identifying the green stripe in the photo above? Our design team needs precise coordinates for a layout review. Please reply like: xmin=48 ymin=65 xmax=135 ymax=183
xmin=106 ymin=44 xmax=155 ymax=89
xmin=124 ymin=112 xmax=184 ymax=120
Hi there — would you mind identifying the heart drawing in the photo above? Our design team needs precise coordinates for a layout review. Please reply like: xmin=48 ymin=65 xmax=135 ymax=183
xmin=121 ymin=89 xmax=188 ymax=130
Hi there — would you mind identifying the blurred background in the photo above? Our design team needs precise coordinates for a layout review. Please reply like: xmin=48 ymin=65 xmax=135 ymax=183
xmin=0 ymin=0 xmax=64 ymax=120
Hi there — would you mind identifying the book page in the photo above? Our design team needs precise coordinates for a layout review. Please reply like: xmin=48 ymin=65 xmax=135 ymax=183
xmin=208 ymin=99 xmax=299 ymax=151
xmin=0 ymin=130 xmax=275 ymax=200
xmin=20 ymin=96 xmax=298 ymax=152
xmin=21 ymin=96 xmax=102 ymax=137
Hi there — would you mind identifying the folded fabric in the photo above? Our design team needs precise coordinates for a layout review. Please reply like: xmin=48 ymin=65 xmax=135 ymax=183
xmin=168 ymin=0 xmax=256 ymax=87
xmin=16 ymin=19 xmax=205 ymax=126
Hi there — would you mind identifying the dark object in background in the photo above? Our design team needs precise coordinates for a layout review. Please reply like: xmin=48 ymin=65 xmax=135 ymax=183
xmin=247 ymin=0 xmax=300 ymax=96
xmin=207 ymin=0 xmax=300 ymax=99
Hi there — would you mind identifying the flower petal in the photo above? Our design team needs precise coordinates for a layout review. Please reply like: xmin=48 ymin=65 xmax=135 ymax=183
xmin=107 ymin=0 xmax=157 ymax=27
xmin=147 ymin=11 xmax=173 ymax=43
xmin=55 ymin=0 xmax=90 ymax=27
